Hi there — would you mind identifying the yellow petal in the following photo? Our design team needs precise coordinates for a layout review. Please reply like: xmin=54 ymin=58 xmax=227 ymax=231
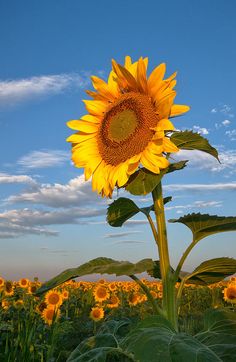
xmin=163 ymin=138 xmax=179 ymax=153
xmin=66 ymin=132 xmax=96 ymax=143
xmin=146 ymin=139 xmax=163 ymax=154
xmin=170 ymin=104 xmax=190 ymax=117
xmin=83 ymin=100 xmax=107 ymax=116
xmin=124 ymin=56 xmax=132 ymax=69
xmin=67 ymin=120 xmax=99 ymax=133
xmin=91 ymin=76 xmax=117 ymax=100
xmin=152 ymin=119 xmax=175 ymax=131
xmin=137 ymin=57 xmax=148 ymax=93
xmin=92 ymin=161 xmax=107 ymax=194
xmin=141 ymin=151 xmax=161 ymax=174
xmin=112 ymin=59 xmax=138 ymax=90
xmin=155 ymin=91 xmax=176 ymax=119
xmin=81 ymin=114 xmax=100 ymax=123
xmin=147 ymin=63 xmax=166 ymax=92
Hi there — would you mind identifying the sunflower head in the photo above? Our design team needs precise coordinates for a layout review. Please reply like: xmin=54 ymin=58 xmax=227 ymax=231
xmin=67 ymin=56 xmax=190 ymax=197
xmin=41 ymin=306 xmax=61 ymax=325
xmin=223 ymin=284 xmax=236 ymax=304
xmin=89 ymin=306 xmax=105 ymax=322
xmin=45 ymin=290 xmax=63 ymax=307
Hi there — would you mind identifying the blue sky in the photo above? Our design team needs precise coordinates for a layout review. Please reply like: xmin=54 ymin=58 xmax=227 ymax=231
xmin=0 ymin=0 xmax=236 ymax=280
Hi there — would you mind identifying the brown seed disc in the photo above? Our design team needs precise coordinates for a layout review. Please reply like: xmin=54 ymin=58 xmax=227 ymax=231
xmin=97 ymin=92 xmax=158 ymax=165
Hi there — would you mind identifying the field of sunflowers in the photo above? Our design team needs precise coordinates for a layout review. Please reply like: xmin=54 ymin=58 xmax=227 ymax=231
xmin=0 ymin=276 xmax=235 ymax=361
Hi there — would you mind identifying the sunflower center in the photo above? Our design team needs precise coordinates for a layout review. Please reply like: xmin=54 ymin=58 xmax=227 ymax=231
xmin=98 ymin=92 xmax=158 ymax=166
xmin=108 ymin=109 xmax=138 ymax=142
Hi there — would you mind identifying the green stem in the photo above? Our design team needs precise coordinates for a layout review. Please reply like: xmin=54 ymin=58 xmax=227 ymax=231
xmin=152 ymin=182 xmax=178 ymax=330
xmin=173 ymin=238 xmax=197 ymax=283
xmin=129 ymin=275 xmax=163 ymax=316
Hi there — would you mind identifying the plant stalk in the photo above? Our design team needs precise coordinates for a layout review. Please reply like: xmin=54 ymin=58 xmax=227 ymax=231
xmin=152 ymin=182 xmax=178 ymax=330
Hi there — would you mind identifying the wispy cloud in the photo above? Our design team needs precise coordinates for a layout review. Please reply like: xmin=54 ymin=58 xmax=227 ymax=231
xmin=225 ymin=129 xmax=236 ymax=141
xmin=112 ymin=240 xmax=145 ymax=245
xmin=6 ymin=175 xmax=105 ymax=207
xmin=0 ymin=205 xmax=104 ymax=239
xmin=17 ymin=149 xmax=69 ymax=169
xmin=104 ymin=231 xmax=142 ymax=239
xmin=165 ymin=200 xmax=222 ymax=211
xmin=211 ymin=104 xmax=234 ymax=118
xmin=192 ymin=126 xmax=209 ymax=135
xmin=0 ymin=72 xmax=90 ymax=107
xmin=173 ymin=149 xmax=236 ymax=173
xmin=164 ymin=182 xmax=236 ymax=192
xmin=0 ymin=173 xmax=37 ymax=185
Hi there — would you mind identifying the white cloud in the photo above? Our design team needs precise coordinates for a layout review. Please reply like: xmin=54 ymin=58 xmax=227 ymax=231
xmin=225 ymin=129 xmax=236 ymax=141
xmin=165 ymin=200 xmax=222 ymax=211
xmin=222 ymin=120 xmax=231 ymax=126
xmin=0 ymin=221 xmax=58 ymax=239
xmin=164 ymin=182 xmax=236 ymax=192
xmin=210 ymin=104 xmax=234 ymax=118
xmin=173 ymin=149 xmax=236 ymax=173
xmin=17 ymin=149 xmax=69 ymax=169
xmin=192 ymin=126 xmax=209 ymax=135
xmin=104 ymin=231 xmax=142 ymax=239
xmin=0 ymin=173 xmax=37 ymax=185
xmin=6 ymin=175 xmax=104 ymax=207
xmin=0 ymin=72 xmax=90 ymax=106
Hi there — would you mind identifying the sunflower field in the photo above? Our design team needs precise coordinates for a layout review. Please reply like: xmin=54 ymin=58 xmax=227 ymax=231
xmin=0 ymin=276 xmax=235 ymax=361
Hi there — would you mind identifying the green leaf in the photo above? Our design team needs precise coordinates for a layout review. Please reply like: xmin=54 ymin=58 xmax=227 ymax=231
xmin=107 ymin=197 xmax=140 ymax=227
xmin=196 ymin=309 xmax=236 ymax=361
xmin=125 ymin=168 xmax=165 ymax=195
xmin=67 ymin=346 xmax=134 ymax=362
xmin=125 ymin=161 xmax=188 ymax=196
xmin=171 ymin=130 xmax=219 ymax=161
xmin=183 ymin=257 xmax=236 ymax=285
xmin=121 ymin=315 xmax=220 ymax=361
xmin=35 ymin=257 xmax=155 ymax=295
xmin=169 ymin=213 xmax=236 ymax=242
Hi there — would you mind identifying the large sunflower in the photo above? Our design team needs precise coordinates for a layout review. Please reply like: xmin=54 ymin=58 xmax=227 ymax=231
xmin=67 ymin=56 xmax=189 ymax=197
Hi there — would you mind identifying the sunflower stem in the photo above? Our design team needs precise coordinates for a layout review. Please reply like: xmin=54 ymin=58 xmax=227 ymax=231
xmin=129 ymin=275 xmax=164 ymax=316
xmin=152 ymin=181 xmax=178 ymax=331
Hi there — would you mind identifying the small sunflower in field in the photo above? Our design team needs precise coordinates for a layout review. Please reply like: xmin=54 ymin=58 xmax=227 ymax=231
xmin=14 ymin=299 xmax=24 ymax=309
xmin=107 ymin=294 xmax=120 ymax=309
xmin=1 ymin=299 xmax=10 ymax=310
xmin=93 ymin=284 xmax=110 ymax=303
xmin=18 ymin=278 xmax=29 ymax=288
xmin=4 ymin=281 xmax=14 ymax=296
xmin=108 ymin=282 xmax=117 ymax=292
xmin=128 ymin=293 xmax=140 ymax=306
xmin=223 ymin=284 xmax=236 ymax=304
xmin=89 ymin=306 xmax=105 ymax=322
xmin=0 ymin=277 xmax=5 ymax=288
xmin=27 ymin=283 xmax=38 ymax=294
xmin=41 ymin=306 xmax=61 ymax=325
xmin=67 ymin=56 xmax=189 ymax=197
xmin=61 ymin=289 xmax=69 ymax=300
xmin=45 ymin=290 xmax=63 ymax=308
xmin=150 ymin=290 xmax=158 ymax=299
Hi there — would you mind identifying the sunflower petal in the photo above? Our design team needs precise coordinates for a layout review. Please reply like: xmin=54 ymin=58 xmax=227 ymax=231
xmin=137 ymin=57 xmax=148 ymax=93
xmin=170 ymin=104 xmax=190 ymax=117
xmin=83 ymin=100 xmax=107 ymax=116
xmin=148 ymin=63 xmax=166 ymax=92
xmin=163 ymin=137 xmax=179 ymax=153
xmin=112 ymin=59 xmax=138 ymax=90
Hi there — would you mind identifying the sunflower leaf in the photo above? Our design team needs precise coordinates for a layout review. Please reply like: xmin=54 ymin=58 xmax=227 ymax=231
xmin=182 ymin=257 xmax=236 ymax=285
xmin=107 ymin=197 xmax=140 ymax=227
xmin=169 ymin=213 xmax=236 ymax=242
xmin=35 ymin=257 xmax=155 ymax=295
xmin=121 ymin=315 xmax=221 ymax=361
xmin=195 ymin=309 xmax=236 ymax=360
xmin=125 ymin=161 xmax=187 ymax=196
xmin=170 ymin=130 xmax=220 ymax=161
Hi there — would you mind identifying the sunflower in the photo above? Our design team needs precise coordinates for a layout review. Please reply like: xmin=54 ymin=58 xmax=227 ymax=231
xmin=223 ymin=284 xmax=236 ymax=304
xmin=41 ymin=306 xmax=61 ymax=325
xmin=45 ymin=290 xmax=63 ymax=308
xmin=128 ymin=293 xmax=140 ymax=306
xmin=107 ymin=294 xmax=120 ymax=308
xmin=89 ymin=306 xmax=105 ymax=322
xmin=0 ymin=277 xmax=5 ymax=288
xmin=4 ymin=281 xmax=14 ymax=296
xmin=67 ymin=56 xmax=189 ymax=197
xmin=18 ymin=278 xmax=29 ymax=288
xmin=93 ymin=285 xmax=110 ymax=303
